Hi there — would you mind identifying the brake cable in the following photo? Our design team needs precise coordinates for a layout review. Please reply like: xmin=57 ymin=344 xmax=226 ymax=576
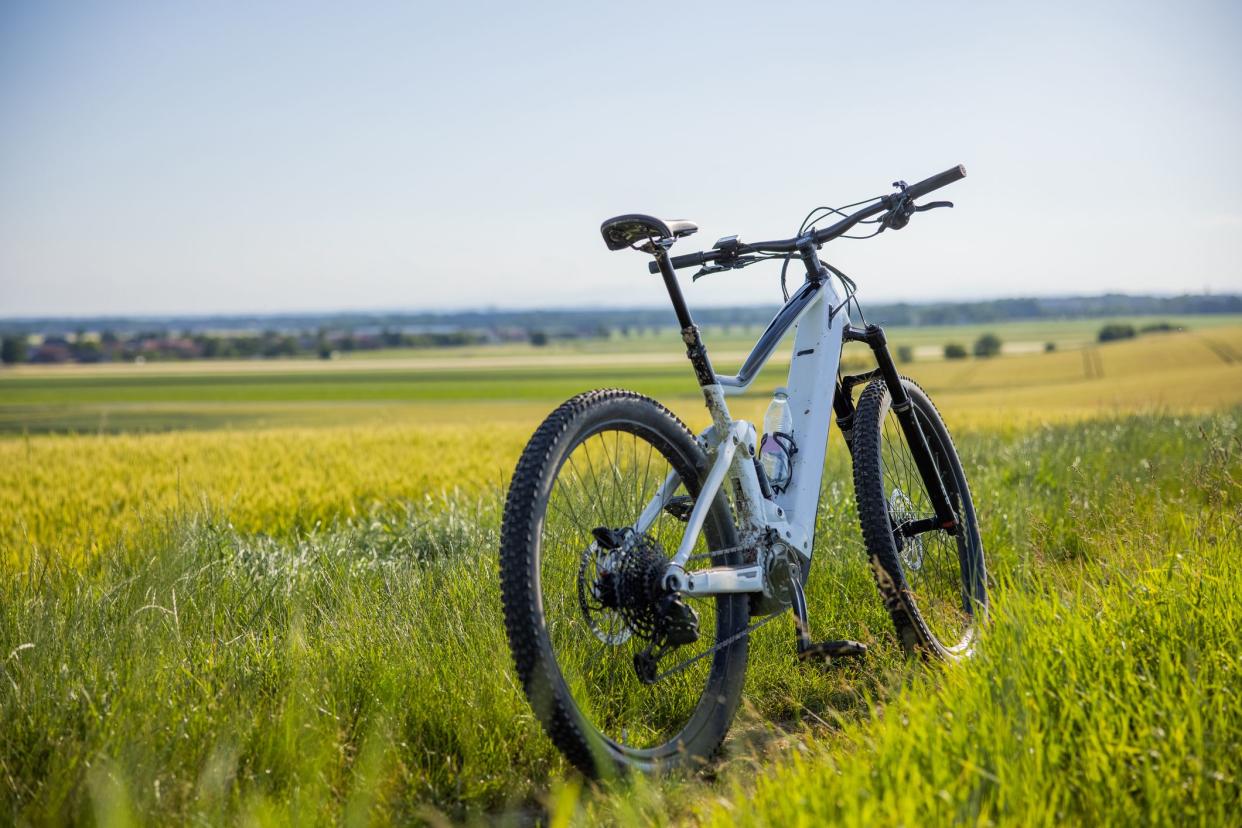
xmin=709 ymin=188 xmax=954 ymax=301
xmin=782 ymin=194 xmax=888 ymax=299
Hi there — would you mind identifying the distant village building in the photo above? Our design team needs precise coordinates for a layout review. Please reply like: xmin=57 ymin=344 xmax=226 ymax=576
xmin=29 ymin=342 xmax=72 ymax=363
xmin=139 ymin=337 xmax=204 ymax=359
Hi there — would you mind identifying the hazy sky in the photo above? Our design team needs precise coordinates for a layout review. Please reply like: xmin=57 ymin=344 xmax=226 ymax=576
xmin=2 ymin=1 xmax=1240 ymax=317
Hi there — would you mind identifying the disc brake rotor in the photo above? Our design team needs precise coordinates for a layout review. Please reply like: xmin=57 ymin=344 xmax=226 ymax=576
xmin=889 ymin=487 xmax=926 ymax=571
xmin=577 ymin=542 xmax=631 ymax=645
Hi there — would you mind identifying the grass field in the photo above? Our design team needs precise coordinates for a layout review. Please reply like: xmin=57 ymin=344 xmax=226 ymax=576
xmin=2 ymin=319 xmax=1240 ymax=437
xmin=2 ymin=319 xmax=1240 ymax=824
xmin=346 ymin=313 xmax=1242 ymax=358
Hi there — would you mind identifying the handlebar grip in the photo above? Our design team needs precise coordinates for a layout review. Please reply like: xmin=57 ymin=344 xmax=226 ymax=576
xmin=905 ymin=164 xmax=967 ymax=200
xmin=647 ymin=251 xmax=711 ymax=274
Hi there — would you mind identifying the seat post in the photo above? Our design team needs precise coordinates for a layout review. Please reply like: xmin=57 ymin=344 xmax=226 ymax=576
xmin=653 ymin=246 xmax=717 ymax=388
xmin=652 ymin=245 xmax=694 ymax=329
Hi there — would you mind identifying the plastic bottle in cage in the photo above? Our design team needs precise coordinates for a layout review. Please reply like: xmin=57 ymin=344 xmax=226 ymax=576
xmin=760 ymin=387 xmax=795 ymax=491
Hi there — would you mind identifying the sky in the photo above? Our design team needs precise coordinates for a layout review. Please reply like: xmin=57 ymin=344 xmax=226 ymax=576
xmin=1 ymin=0 xmax=1240 ymax=318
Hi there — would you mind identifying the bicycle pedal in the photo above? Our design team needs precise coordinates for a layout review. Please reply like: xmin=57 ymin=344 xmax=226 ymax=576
xmin=797 ymin=639 xmax=867 ymax=662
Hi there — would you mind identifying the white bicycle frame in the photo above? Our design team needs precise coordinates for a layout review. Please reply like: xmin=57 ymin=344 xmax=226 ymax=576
xmin=633 ymin=270 xmax=852 ymax=598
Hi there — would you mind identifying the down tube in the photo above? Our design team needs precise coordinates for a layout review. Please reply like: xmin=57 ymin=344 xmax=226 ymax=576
xmin=774 ymin=280 xmax=849 ymax=561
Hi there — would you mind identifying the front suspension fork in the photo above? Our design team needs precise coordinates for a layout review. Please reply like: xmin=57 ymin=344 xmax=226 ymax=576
xmin=842 ymin=324 xmax=958 ymax=533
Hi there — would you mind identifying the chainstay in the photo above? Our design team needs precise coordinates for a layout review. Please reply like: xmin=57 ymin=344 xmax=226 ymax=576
xmin=649 ymin=542 xmax=770 ymax=681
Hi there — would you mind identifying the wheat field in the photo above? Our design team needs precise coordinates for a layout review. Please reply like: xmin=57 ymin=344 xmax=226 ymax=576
xmin=1 ymin=323 xmax=1239 ymax=824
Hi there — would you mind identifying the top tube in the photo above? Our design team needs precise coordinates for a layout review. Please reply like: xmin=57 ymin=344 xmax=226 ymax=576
xmin=714 ymin=279 xmax=824 ymax=392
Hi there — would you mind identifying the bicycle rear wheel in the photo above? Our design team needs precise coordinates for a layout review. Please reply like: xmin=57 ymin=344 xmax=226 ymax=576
xmin=499 ymin=389 xmax=749 ymax=776
xmin=850 ymin=377 xmax=987 ymax=658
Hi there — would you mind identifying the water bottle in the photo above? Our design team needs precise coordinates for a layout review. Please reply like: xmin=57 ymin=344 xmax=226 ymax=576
xmin=761 ymin=387 xmax=794 ymax=491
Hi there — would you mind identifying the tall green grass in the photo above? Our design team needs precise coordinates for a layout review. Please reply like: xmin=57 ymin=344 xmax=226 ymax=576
xmin=690 ymin=513 xmax=1242 ymax=826
xmin=570 ymin=413 xmax=1242 ymax=825
xmin=1 ymin=412 xmax=1237 ymax=824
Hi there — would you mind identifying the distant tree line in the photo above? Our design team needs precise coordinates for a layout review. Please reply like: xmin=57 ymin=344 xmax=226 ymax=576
xmin=2 ymin=292 xmax=1235 ymax=365
xmin=864 ymin=293 xmax=1241 ymax=327
xmin=0 ymin=316 xmax=1208 ymax=366
xmin=0 ymin=322 xmax=637 ymax=364
xmin=929 ymin=321 xmax=1184 ymax=362
xmin=1097 ymin=321 xmax=1182 ymax=343
xmin=0 ymin=328 xmax=492 ymax=365
xmin=3 ymin=292 xmax=1238 ymax=340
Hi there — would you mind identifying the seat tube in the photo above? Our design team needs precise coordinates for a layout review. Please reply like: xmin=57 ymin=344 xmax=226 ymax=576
xmin=652 ymin=247 xmax=732 ymax=431
xmin=653 ymin=247 xmax=713 ymax=383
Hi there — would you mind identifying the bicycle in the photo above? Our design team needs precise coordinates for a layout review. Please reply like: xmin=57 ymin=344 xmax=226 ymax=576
xmin=499 ymin=165 xmax=987 ymax=776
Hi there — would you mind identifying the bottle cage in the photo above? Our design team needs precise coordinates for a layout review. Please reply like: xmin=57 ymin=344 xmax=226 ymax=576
xmin=759 ymin=431 xmax=799 ymax=494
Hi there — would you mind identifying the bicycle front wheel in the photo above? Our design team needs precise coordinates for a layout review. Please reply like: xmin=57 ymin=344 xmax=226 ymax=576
xmin=851 ymin=377 xmax=987 ymax=658
xmin=499 ymin=389 xmax=749 ymax=776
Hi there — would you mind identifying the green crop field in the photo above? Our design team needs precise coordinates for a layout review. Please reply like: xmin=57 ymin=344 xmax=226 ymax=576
xmin=1 ymin=320 xmax=1240 ymax=824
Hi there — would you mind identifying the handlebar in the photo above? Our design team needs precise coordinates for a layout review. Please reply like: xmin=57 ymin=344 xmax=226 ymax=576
xmin=904 ymin=164 xmax=967 ymax=200
xmin=647 ymin=164 xmax=966 ymax=274
xmin=654 ymin=250 xmax=713 ymax=272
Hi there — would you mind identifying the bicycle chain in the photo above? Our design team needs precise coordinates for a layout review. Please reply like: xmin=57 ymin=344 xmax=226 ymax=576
xmin=683 ymin=542 xmax=755 ymax=566
xmin=647 ymin=542 xmax=783 ymax=683
xmin=649 ymin=606 xmax=784 ymax=683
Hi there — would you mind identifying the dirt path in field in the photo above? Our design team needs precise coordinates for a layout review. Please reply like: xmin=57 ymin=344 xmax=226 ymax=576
xmin=1081 ymin=347 xmax=1104 ymax=380
xmin=1198 ymin=335 xmax=1239 ymax=365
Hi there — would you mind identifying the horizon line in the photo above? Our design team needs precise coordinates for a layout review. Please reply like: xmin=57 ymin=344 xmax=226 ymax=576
xmin=1 ymin=289 xmax=1238 ymax=324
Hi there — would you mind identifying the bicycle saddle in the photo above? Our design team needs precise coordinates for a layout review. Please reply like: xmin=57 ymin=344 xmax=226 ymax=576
xmin=600 ymin=214 xmax=698 ymax=251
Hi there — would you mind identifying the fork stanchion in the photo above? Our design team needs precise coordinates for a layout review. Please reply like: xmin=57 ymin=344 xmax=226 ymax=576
xmin=843 ymin=323 xmax=959 ymax=533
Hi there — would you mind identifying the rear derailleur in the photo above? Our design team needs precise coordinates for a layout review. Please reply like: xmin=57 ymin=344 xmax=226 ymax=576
xmin=588 ymin=527 xmax=701 ymax=685
xmin=631 ymin=595 xmax=699 ymax=685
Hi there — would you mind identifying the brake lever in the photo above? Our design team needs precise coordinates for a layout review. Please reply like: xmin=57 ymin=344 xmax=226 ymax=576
xmin=692 ymin=255 xmax=764 ymax=281
xmin=692 ymin=265 xmax=728 ymax=281
xmin=883 ymin=196 xmax=954 ymax=231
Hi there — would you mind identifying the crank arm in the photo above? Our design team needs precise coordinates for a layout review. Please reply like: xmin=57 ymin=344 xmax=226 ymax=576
xmin=791 ymin=566 xmax=867 ymax=661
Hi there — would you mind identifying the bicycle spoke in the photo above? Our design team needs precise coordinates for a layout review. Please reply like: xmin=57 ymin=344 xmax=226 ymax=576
xmin=879 ymin=401 xmax=975 ymax=647
xmin=537 ymin=424 xmax=721 ymax=751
